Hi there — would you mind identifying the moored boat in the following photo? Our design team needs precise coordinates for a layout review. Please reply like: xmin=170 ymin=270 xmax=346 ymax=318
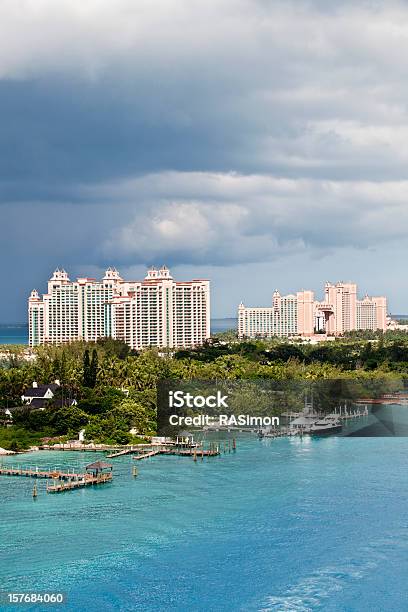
xmin=308 ymin=416 xmax=342 ymax=436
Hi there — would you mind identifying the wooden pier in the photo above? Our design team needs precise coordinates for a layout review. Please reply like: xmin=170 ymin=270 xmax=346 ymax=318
xmin=106 ymin=448 xmax=137 ymax=458
xmin=0 ymin=460 xmax=113 ymax=494
xmin=132 ymin=446 xmax=220 ymax=460
xmin=0 ymin=466 xmax=85 ymax=480
xmin=46 ymin=473 xmax=112 ymax=493
xmin=162 ymin=448 xmax=219 ymax=457
xmin=132 ymin=449 xmax=161 ymax=460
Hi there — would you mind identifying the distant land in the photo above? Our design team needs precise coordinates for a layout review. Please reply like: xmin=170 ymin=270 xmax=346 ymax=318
xmin=0 ymin=319 xmax=239 ymax=345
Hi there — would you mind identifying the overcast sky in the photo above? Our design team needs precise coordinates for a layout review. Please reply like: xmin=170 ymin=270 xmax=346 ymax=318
xmin=1 ymin=0 xmax=408 ymax=321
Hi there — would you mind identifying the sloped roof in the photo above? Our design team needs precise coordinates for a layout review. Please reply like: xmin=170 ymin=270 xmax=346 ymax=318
xmin=85 ymin=461 xmax=113 ymax=471
xmin=23 ymin=383 xmax=59 ymax=398
xmin=29 ymin=397 xmax=76 ymax=409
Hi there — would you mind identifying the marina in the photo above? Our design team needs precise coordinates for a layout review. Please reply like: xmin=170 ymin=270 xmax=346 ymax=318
xmin=0 ymin=403 xmax=383 ymax=501
xmin=258 ymin=402 xmax=370 ymax=438
xmin=0 ymin=441 xmax=227 ymax=496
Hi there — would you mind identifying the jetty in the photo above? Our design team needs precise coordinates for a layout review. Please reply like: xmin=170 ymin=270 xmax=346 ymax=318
xmin=106 ymin=447 xmax=137 ymax=458
xmin=0 ymin=460 xmax=113 ymax=494
xmin=133 ymin=449 xmax=161 ymax=460
xmin=0 ymin=465 xmax=85 ymax=480
xmin=39 ymin=443 xmax=116 ymax=452
xmin=132 ymin=446 xmax=220 ymax=460
xmin=46 ymin=472 xmax=112 ymax=493
xmin=162 ymin=448 xmax=219 ymax=457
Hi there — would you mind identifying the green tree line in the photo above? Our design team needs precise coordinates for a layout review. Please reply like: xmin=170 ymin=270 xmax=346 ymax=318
xmin=1 ymin=334 xmax=408 ymax=449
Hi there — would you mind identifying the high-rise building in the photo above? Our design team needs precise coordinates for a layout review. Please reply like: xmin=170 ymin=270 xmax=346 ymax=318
xmin=357 ymin=295 xmax=387 ymax=331
xmin=238 ymin=282 xmax=387 ymax=339
xmin=320 ymin=282 xmax=357 ymax=335
xmin=28 ymin=266 xmax=210 ymax=349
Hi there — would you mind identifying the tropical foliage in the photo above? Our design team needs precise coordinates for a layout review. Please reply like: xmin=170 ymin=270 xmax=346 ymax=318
xmin=1 ymin=333 xmax=408 ymax=448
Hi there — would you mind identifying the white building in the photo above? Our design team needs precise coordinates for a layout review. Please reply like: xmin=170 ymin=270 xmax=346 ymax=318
xmin=29 ymin=266 xmax=210 ymax=350
xmin=21 ymin=381 xmax=60 ymax=404
xmin=238 ymin=292 xmax=299 ymax=338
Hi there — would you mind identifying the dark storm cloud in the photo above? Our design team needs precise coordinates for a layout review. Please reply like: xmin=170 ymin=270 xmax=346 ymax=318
xmin=2 ymin=0 xmax=408 ymax=197
xmin=1 ymin=0 xmax=408 ymax=319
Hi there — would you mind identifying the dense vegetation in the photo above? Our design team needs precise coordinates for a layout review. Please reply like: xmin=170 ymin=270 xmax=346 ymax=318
xmin=1 ymin=331 xmax=408 ymax=449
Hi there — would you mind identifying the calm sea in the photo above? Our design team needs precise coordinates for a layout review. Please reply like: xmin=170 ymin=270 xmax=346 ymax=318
xmin=0 ymin=320 xmax=237 ymax=345
xmin=0 ymin=324 xmax=28 ymax=345
xmin=1 ymin=432 xmax=408 ymax=611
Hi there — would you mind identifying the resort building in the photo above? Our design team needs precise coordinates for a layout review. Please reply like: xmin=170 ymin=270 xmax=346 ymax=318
xmin=29 ymin=266 xmax=210 ymax=350
xmin=238 ymin=282 xmax=387 ymax=339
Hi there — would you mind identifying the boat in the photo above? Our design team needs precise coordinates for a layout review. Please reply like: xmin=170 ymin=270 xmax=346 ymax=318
xmin=289 ymin=414 xmax=318 ymax=431
xmin=308 ymin=416 xmax=342 ymax=436
xmin=289 ymin=392 xmax=319 ymax=432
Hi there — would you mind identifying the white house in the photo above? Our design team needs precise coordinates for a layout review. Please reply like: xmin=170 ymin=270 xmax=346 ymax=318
xmin=21 ymin=380 xmax=77 ymax=410
xmin=21 ymin=380 xmax=61 ymax=404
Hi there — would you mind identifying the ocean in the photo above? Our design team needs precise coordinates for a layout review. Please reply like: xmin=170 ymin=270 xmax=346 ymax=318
xmin=210 ymin=317 xmax=237 ymax=333
xmin=1 ymin=432 xmax=408 ymax=611
xmin=0 ymin=320 xmax=238 ymax=345
xmin=0 ymin=324 xmax=29 ymax=345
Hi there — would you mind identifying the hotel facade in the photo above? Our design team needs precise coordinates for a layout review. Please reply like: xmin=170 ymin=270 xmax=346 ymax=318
xmin=28 ymin=266 xmax=210 ymax=349
xmin=238 ymin=282 xmax=387 ymax=339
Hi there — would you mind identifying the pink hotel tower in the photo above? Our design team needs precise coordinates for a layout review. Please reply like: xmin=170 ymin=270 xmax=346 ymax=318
xmin=238 ymin=282 xmax=387 ymax=339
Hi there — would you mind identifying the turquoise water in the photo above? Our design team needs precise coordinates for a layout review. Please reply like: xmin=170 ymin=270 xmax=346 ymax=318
xmin=1 ymin=434 xmax=408 ymax=611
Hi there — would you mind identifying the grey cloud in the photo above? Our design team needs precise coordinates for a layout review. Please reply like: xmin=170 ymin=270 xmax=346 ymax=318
xmin=100 ymin=171 xmax=408 ymax=266
xmin=2 ymin=0 xmax=408 ymax=198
